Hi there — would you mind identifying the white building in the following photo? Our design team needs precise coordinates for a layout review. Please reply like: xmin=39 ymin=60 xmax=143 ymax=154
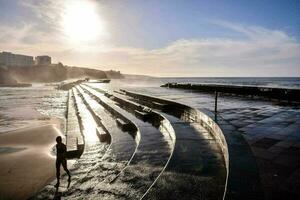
xmin=0 ymin=51 xmax=34 ymax=66
xmin=35 ymin=55 xmax=51 ymax=66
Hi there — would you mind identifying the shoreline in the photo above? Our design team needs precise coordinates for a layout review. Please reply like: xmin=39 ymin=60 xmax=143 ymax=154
xmin=0 ymin=122 xmax=63 ymax=200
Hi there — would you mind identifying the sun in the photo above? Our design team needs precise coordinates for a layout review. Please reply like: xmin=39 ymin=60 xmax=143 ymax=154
xmin=62 ymin=0 xmax=106 ymax=42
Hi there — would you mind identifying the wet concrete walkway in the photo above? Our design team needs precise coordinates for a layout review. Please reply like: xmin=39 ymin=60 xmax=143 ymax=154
xmin=80 ymin=85 xmax=173 ymax=199
xmin=75 ymin=86 xmax=135 ymax=163
xmin=133 ymin=86 xmax=300 ymax=200
xmin=87 ymin=85 xmax=227 ymax=200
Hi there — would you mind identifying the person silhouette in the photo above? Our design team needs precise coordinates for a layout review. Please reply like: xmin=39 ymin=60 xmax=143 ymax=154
xmin=55 ymin=136 xmax=71 ymax=188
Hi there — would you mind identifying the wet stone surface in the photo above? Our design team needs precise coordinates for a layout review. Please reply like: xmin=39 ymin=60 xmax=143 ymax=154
xmin=132 ymin=87 xmax=300 ymax=200
xmin=81 ymin=85 xmax=174 ymax=198
xmin=110 ymin=90 xmax=227 ymax=200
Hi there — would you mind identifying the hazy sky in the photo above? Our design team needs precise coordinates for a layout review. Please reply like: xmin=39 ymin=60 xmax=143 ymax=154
xmin=0 ymin=0 xmax=299 ymax=77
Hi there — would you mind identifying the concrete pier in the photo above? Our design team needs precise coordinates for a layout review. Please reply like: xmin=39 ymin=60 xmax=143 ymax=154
xmin=161 ymin=83 xmax=300 ymax=103
xmin=65 ymin=90 xmax=84 ymax=158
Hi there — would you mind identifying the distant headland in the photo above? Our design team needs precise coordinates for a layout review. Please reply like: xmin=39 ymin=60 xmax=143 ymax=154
xmin=0 ymin=51 xmax=123 ymax=86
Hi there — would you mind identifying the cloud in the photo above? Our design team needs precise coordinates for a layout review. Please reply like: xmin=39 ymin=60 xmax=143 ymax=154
xmin=0 ymin=1 xmax=299 ymax=76
xmin=64 ymin=23 xmax=299 ymax=76
xmin=124 ymin=23 xmax=300 ymax=76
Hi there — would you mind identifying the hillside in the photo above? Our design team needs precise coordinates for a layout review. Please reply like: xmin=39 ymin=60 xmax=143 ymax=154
xmin=0 ymin=64 xmax=123 ymax=84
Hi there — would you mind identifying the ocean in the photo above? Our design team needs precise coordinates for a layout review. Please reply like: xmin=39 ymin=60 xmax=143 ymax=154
xmin=0 ymin=84 xmax=68 ymax=133
xmin=0 ymin=77 xmax=299 ymax=133
xmin=121 ymin=77 xmax=300 ymax=88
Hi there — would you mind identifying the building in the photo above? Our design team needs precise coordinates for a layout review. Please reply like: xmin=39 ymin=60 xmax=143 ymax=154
xmin=35 ymin=55 xmax=51 ymax=66
xmin=0 ymin=51 xmax=34 ymax=66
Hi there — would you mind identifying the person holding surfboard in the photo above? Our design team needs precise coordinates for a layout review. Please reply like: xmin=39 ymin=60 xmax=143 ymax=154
xmin=55 ymin=136 xmax=71 ymax=188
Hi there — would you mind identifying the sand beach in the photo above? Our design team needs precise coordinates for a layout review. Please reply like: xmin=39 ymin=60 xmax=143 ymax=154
xmin=0 ymin=123 xmax=63 ymax=200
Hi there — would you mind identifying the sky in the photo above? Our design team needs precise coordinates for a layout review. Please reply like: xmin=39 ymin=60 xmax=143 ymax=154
xmin=0 ymin=0 xmax=299 ymax=77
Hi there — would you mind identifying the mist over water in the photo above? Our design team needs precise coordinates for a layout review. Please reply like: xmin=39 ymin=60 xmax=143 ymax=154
xmin=0 ymin=84 xmax=67 ymax=133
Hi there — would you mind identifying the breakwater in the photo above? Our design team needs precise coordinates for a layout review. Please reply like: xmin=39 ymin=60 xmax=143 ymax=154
xmin=161 ymin=83 xmax=300 ymax=103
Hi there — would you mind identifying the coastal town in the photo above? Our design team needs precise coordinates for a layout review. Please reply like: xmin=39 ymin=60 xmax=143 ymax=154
xmin=0 ymin=51 xmax=123 ymax=87
xmin=0 ymin=51 xmax=51 ymax=66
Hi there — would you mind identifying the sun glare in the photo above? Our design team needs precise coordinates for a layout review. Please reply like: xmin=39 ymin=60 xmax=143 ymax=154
xmin=62 ymin=0 xmax=106 ymax=42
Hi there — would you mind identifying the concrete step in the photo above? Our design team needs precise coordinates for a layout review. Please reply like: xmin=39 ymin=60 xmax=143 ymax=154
xmin=134 ymin=109 xmax=150 ymax=121
xmin=65 ymin=90 xmax=84 ymax=158
xmin=115 ymin=118 xmax=135 ymax=132
xmin=115 ymin=90 xmax=227 ymax=200
xmin=76 ymin=86 xmax=136 ymax=162
xmin=152 ymin=101 xmax=167 ymax=110
xmin=77 ymin=135 xmax=84 ymax=147
xmin=81 ymin=84 xmax=173 ymax=198
xmin=96 ymin=127 xmax=109 ymax=142
xmin=66 ymin=136 xmax=77 ymax=152
xmin=80 ymin=85 xmax=137 ymax=133
xmin=72 ymin=87 xmax=101 ymax=145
